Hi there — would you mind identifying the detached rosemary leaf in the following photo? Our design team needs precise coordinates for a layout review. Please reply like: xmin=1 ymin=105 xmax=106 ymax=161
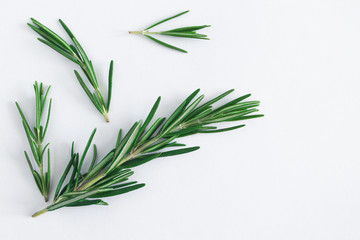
xmin=130 ymin=10 xmax=210 ymax=53
xmin=32 ymin=89 xmax=262 ymax=217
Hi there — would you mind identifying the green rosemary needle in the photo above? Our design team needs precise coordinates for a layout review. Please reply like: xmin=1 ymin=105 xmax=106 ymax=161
xmin=16 ymin=81 xmax=52 ymax=202
xmin=28 ymin=18 xmax=113 ymax=122
xmin=32 ymin=89 xmax=262 ymax=217
xmin=129 ymin=10 xmax=210 ymax=53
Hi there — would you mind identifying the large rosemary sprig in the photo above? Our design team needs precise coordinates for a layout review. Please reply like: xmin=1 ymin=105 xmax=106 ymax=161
xmin=28 ymin=18 xmax=113 ymax=122
xmin=129 ymin=10 xmax=210 ymax=53
xmin=32 ymin=89 xmax=262 ymax=217
xmin=16 ymin=82 xmax=52 ymax=202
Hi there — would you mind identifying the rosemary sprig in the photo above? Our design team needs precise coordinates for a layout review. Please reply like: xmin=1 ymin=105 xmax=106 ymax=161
xmin=32 ymin=89 xmax=262 ymax=217
xmin=28 ymin=18 xmax=113 ymax=122
xmin=129 ymin=10 xmax=210 ymax=53
xmin=16 ymin=82 xmax=52 ymax=202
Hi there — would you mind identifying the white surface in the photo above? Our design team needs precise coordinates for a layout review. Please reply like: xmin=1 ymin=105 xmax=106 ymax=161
xmin=1 ymin=0 xmax=360 ymax=239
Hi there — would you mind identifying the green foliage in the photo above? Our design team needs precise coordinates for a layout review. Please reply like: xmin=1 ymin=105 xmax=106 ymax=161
xmin=129 ymin=10 xmax=210 ymax=53
xmin=28 ymin=18 xmax=113 ymax=122
xmin=32 ymin=89 xmax=262 ymax=217
xmin=16 ymin=81 xmax=52 ymax=202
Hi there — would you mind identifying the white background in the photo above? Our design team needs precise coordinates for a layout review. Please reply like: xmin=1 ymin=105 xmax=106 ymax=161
xmin=1 ymin=0 xmax=360 ymax=239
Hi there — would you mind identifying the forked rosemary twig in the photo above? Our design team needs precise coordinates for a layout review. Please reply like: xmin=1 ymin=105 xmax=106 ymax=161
xmin=28 ymin=19 xmax=113 ymax=122
xmin=16 ymin=82 xmax=52 ymax=202
xmin=32 ymin=89 xmax=262 ymax=217
xmin=129 ymin=10 xmax=210 ymax=53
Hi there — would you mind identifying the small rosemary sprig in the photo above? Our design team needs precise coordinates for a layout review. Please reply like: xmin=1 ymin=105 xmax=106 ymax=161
xmin=28 ymin=18 xmax=113 ymax=122
xmin=129 ymin=10 xmax=210 ymax=53
xmin=16 ymin=82 xmax=52 ymax=202
xmin=32 ymin=89 xmax=262 ymax=217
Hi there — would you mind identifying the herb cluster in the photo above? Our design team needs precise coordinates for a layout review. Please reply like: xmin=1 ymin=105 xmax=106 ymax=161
xmin=32 ymin=89 xmax=262 ymax=217
xmin=16 ymin=11 xmax=262 ymax=217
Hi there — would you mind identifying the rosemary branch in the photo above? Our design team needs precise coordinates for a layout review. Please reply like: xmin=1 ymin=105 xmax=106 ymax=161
xmin=32 ymin=89 xmax=263 ymax=217
xmin=28 ymin=18 xmax=113 ymax=122
xmin=16 ymin=81 xmax=52 ymax=202
xmin=129 ymin=10 xmax=210 ymax=53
